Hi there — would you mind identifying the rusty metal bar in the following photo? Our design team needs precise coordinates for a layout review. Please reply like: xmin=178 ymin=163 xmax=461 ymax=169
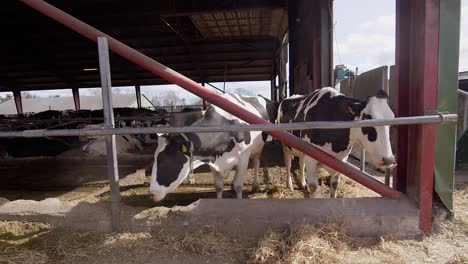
xmin=98 ymin=37 xmax=121 ymax=232
xmin=19 ymin=0 xmax=402 ymax=199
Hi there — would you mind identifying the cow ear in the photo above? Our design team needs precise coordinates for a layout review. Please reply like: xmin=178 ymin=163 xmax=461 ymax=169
xmin=375 ymin=89 xmax=389 ymax=100
xmin=181 ymin=144 xmax=188 ymax=153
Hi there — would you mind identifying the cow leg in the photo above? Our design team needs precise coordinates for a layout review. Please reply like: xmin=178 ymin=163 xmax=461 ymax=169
xmin=232 ymin=156 xmax=249 ymax=199
xmin=211 ymin=168 xmax=224 ymax=199
xmin=283 ymin=146 xmax=294 ymax=191
xmin=298 ymin=154 xmax=307 ymax=191
xmin=304 ymin=156 xmax=319 ymax=198
xmin=330 ymin=172 xmax=340 ymax=198
xmin=251 ymin=155 xmax=261 ymax=193
xmin=187 ymin=173 xmax=196 ymax=185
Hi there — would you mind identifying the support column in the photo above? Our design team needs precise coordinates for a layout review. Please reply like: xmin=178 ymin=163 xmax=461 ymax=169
xmin=72 ymin=87 xmax=80 ymax=110
xmin=278 ymin=34 xmax=288 ymax=100
xmin=395 ymin=0 xmax=411 ymax=193
xmin=287 ymin=0 xmax=298 ymax=95
xmin=98 ymin=37 xmax=121 ymax=232
xmin=396 ymin=0 xmax=440 ymax=232
xmin=201 ymin=82 xmax=207 ymax=110
xmin=12 ymin=90 xmax=23 ymax=115
xmin=320 ymin=0 xmax=333 ymax=87
xmin=288 ymin=0 xmax=333 ymax=94
xmin=135 ymin=84 xmax=142 ymax=109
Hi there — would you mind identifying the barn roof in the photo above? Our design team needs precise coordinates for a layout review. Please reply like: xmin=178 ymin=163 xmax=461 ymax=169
xmin=0 ymin=94 xmax=155 ymax=114
xmin=0 ymin=0 xmax=288 ymax=92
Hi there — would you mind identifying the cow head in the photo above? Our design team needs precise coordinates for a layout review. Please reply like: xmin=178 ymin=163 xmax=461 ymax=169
xmin=345 ymin=90 xmax=396 ymax=168
xmin=148 ymin=133 xmax=193 ymax=202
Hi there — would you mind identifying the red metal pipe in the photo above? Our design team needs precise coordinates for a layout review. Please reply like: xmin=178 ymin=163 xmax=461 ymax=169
xmin=19 ymin=0 xmax=403 ymax=199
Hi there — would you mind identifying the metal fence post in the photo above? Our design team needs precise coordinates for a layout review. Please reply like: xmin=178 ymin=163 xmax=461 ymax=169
xmin=98 ymin=37 xmax=121 ymax=232
xmin=360 ymin=149 xmax=366 ymax=172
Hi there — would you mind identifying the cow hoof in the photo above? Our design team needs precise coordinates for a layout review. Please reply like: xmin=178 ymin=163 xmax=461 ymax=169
xmin=188 ymin=178 xmax=196 ymax=185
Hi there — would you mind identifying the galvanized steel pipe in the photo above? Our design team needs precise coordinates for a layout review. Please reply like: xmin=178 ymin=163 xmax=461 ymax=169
xmin=0 ymin=114 xmax=457 ymax=137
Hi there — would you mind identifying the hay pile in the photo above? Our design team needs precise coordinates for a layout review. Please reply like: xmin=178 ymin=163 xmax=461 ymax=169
xmin=249 ymin=222 xmax=350 ymax=264
xmin=0 ymin=222 xmax=252 ymax=263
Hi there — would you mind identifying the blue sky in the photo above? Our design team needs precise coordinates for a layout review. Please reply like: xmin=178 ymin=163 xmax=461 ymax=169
xmin=1 ymin=0 xmax=467 ymax=102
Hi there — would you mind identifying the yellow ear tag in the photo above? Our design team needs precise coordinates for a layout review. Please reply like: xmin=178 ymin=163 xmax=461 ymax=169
xmin=181 ymin=145 xmax=187 ymax=153
xmin=347 ymin=106 xmax=355 ymax=115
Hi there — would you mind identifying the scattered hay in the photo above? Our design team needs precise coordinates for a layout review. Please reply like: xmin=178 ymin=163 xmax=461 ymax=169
xmin=0 ymin=222 xmax=251 ymax=263
xmin=249 ymin=185 xmax=305 ymax=199
xmin=446 ymin=254 xmax=468 ymax=264
xmin=177 ymin=226 xmax=248 ymax=256
xmin=249 ymin=230 xmax=286 ymax=264
xmin=249 ymin=222 xmax=350 ymax=264
xmin=0 ymin=247 xmax=49 ymax=264
xmin=0 ymin=221 xmax=50 ymax=242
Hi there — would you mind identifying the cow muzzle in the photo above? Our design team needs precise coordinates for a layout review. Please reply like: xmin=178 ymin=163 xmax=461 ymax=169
xmin=149 ymin=191 xmax=166 ymax=203
xmin=378 ymin=156 xmax=397 ymax=169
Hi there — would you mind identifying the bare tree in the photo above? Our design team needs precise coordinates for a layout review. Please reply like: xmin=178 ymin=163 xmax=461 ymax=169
xmin=0 ymin=94 xmax=13 ymax=103
xmin=152 ymin=91 xmax=186 ymax=107
xmin=22 ymin=92 xmax=37 ymax=99
xmin=232 ymin=87 xmax=254 ymax=96
xmin=89 ymin=89 xmax=102 ymax=96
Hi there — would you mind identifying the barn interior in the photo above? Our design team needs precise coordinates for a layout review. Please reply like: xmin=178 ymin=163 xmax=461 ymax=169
xmin=0 ymin=0 xmax=298 ymax=207
xmin=0 ymin=0 xmax=462 ymax=235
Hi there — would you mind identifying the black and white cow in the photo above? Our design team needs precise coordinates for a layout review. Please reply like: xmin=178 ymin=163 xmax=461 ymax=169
xmin=277 ymin=87 xmax=396 ymax=198
xmin=148 ymin=93 xmax=278 ymax=202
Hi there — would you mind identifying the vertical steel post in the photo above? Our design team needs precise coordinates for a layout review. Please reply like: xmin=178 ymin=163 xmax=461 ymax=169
xmin=201 ymin=82 xmax=207 ymax=110
xmin=360 ymin=150 xmax=366 ymax=172
xmin=72 ymin=87 xmax=80 ymax=110
xmin=395 ymin=0 xmax=411 ymax=193
xmin=98 ymin=37 xmax=121 ymax=232
xmin=385 ymin=168 xmax=392 ymax=186
xmin=135 ymin=84 xmax=142 ymax=109
xmin=12 ymin=90 xmax=23 ymax=115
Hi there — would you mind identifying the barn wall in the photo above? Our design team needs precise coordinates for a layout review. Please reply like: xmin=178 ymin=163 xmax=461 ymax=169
xmin=434 ymin=0 xmax=460 ymax=210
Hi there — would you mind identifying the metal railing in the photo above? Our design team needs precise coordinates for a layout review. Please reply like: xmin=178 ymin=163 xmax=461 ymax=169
xmin=0 ymin=114 xmax=457 ymax=138
xmin=14 ymin=0 xmax=459 ymax=232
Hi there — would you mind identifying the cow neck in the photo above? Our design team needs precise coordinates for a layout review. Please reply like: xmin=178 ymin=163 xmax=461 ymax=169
xmin=349 ymin=116 xmax=363 ymax=146
xmin=179 ymin=133 xmax=194 ymax=177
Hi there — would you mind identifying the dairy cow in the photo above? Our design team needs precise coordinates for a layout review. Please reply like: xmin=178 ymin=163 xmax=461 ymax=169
xmin=82 ymin=135 xmax=144 ymax=156
xmin=277 ymin=87 xmax=396 ymax=198
xmin=148 ymin=93 xmax=278 ymax=202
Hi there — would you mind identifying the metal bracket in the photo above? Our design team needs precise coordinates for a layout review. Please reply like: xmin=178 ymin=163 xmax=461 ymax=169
xmin=425 ymin=110 xmax=450 ymax=122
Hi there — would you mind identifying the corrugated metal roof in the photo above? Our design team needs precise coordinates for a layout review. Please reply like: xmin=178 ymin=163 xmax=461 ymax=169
xmin=190 ymin=8 xmax=287 ymax=40
xmin=0 ymin=94 xmax=155 ymax=115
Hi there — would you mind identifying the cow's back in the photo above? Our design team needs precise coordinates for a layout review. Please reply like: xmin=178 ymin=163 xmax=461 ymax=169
xmin=278 ymin=88 xmax=358 ymax=154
